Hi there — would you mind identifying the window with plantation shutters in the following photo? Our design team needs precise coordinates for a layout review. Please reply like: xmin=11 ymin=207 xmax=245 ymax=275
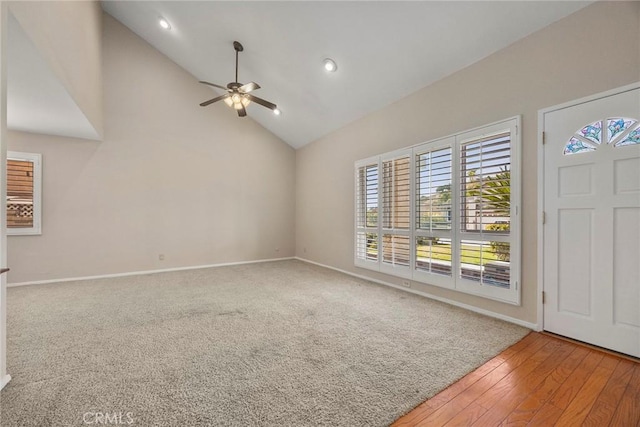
xmin=459 ymin=132 xmax=512 ymax=288
xmin=455 ymin=121 xmax=519 ymax=303
xmin=355 ymin=160 xmax=379 ymax=267
xmin=414 ymin=141 xmax=454 ymax=287
xmin=354 ymin=117 xmax=520 ymax=304
xmin=7 ymin=152 xmax=42 ymax=235
xmin=380 ymin=152 xmax=411 ymax=276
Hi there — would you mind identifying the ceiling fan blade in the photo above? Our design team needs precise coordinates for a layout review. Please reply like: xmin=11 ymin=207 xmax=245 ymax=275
xmin=199 ymin=93 xmax=230 ymax=107
xmin=246 ymin=94 xmax=277 ymax=110
xmin=199 ymin=81 xmax=230 ymax=91
xmin=237 ymin=105 xmax=247 ymax=117
xmin=239 ymin=82 xmax=260 ymax=93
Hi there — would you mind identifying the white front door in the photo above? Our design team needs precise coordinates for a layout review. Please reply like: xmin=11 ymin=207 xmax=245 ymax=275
xmin=542 ymin=85 xmax=640 ymax=358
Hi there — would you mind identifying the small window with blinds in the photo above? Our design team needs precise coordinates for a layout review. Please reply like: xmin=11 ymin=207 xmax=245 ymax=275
xmin=459 ymin=132 xmax=512 ymax=288
xmin=355 ymin=161 xmax=379 ymax=265
xmin=7 ymin=152 xmax=42 ymax=235
xmin=381 ymin=154 xmax=411 ymax=274
xmin=415 ymin=146 xmax=453 ymax=278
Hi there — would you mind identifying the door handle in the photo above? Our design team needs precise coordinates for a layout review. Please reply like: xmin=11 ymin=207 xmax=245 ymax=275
xmin=0 ymin=268 xmax=9 ymax=274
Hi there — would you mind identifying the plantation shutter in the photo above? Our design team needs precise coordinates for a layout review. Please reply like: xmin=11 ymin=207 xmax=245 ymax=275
xmin=353 ymin=118 xmax=519 ymax=304
xmin=459 ymin=132 xmax=512 ymax=288
xmin=355 ymin=160 xmax=379 ymax=268
xmin=380 ymin=150 xmax=411 ymax=277
xmin=413 ymin=140 xmax=454 ymax=288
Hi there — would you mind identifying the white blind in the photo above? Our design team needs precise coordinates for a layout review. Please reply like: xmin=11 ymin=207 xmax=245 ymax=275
xmin=356 ymin=164 xmax=379 ymax=228
xmin=416 ymin=148 xmax=452 ymax=231
xmin=381 ymin=156 xmax=411 ymax=270
xmin=382 ymin=234 xmax=410 ymax=267
xmin=355 ymin=163 xmax=379 ymax=263
xmin=353 ymin=117 xmax=519 ymax=304
xmin=415 ymin=147 xmax=452 ymax=277
xmin=382 ymin=157 xmax=410 ymax=230
xmin=459 ymin=132 xmax=511 ymax=288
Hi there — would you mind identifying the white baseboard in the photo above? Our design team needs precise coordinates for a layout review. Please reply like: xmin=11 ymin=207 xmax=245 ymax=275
xmin=0 ymin=374 xmax=11 ymax=390
xmin=8 ymin=257 xmax=295 ymax=287
xmin=295 ymin=257 xmax=537 ymax=330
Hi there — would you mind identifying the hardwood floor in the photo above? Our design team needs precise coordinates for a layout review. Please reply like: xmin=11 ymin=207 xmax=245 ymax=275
xmin=392 ymin=332 xmax=640 ymax=426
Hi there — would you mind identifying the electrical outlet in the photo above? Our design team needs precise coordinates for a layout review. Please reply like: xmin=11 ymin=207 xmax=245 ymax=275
xmin=402 ymin=281 xmax=411 ymax=288
xmin=275 ymin=247 xmax=280 ymax=252
xmin=159 ymin=254 xmax=165 ymax=261
xmin=304 ymin=247 xmax=307 ymax=253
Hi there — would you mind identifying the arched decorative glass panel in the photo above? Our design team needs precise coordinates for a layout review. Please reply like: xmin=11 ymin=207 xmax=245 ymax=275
xmin=564 ymin=118 xmax=639 ymax=155
xmin=579 ymin=121 xmax=602 ymax=144
xmin=564 ymin=137 xmax=596 ymax=155
xmin=616 ymin=127 xmax=640 ymax=147
xmin=607 ymin=118 xmax=636 ymax=143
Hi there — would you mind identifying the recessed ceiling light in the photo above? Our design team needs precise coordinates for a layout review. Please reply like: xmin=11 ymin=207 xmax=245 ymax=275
xmin=273 ymin=108 xmax=281 ymax=116
xmin=159 ymin=17 xmax=171 ymax=30
xmin=323 ymin=58 xmax=337 ymax=72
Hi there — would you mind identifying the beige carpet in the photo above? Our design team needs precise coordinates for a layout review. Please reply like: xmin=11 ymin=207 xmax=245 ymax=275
xmin=0 ymin=260 xmax=529 ymax=426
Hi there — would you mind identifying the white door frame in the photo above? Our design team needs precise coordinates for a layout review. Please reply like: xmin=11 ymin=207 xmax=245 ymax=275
xmin=536 ymin=81 xmax=640 ymax=332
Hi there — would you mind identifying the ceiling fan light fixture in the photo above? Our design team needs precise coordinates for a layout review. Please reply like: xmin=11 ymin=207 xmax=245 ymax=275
xmin=158 ymin=17 xmax=171 ymax=30
xmin=225 ymin=94 xmax=250 ymax=110
xmin=323 ymin=58 xmax=337 ymax=72
xmin=199 ymin=41 xmax=277 ymax=118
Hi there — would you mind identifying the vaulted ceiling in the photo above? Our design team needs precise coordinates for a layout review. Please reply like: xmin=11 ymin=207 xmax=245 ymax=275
xmin=9 ymin=1 xmax=593 ymax=148
xmin=7 ymin=13 xmax=100 ymax=140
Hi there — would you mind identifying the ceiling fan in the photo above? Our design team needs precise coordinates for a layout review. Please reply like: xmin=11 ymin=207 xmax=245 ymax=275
xmin=199 ymin=41 xmax=279 ymax=118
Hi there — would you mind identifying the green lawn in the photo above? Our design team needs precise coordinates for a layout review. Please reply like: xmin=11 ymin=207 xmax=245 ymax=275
xmin=366 ymin=244 xmax=503 ymax=266
xmin=418 ymin=244 xmax=499 ymax=265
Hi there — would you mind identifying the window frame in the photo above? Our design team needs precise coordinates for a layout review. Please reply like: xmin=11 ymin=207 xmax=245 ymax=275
xmin=354 ymin=117 xmax=521 ymax=305
xmin=379 ymin=148 xmax=412 ymax=279
xmin=354 ymin=156 xmax=381 ymax=270
xmin=413 ymin=136 xmax=455 ymax=289
xmin=454 ymin=120 xmax=521 ymax=304
xmin=7 ymin=151 xmax=42 ymax=236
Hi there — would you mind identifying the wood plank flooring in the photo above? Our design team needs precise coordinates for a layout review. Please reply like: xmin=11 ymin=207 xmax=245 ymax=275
xmin=392 ymin=332 xmax=640 ymax=426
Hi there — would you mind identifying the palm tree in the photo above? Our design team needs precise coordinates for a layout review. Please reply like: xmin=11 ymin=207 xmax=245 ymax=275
xmin=468 ymin=168 xmax=510 ymax=216
xmin=467 ymin=168 xmax=511 ymax=261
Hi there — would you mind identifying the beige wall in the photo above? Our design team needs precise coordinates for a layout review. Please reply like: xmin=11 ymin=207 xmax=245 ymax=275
xmin=6 ymin=14 xmax=295 ymax=283
xmin=295 ymin=1 xmax=640 ymax=325
xmin=9 ymin=1 xmax=103 ymax=137
xmin=5 ymin=2 xmax=639 ymax=324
